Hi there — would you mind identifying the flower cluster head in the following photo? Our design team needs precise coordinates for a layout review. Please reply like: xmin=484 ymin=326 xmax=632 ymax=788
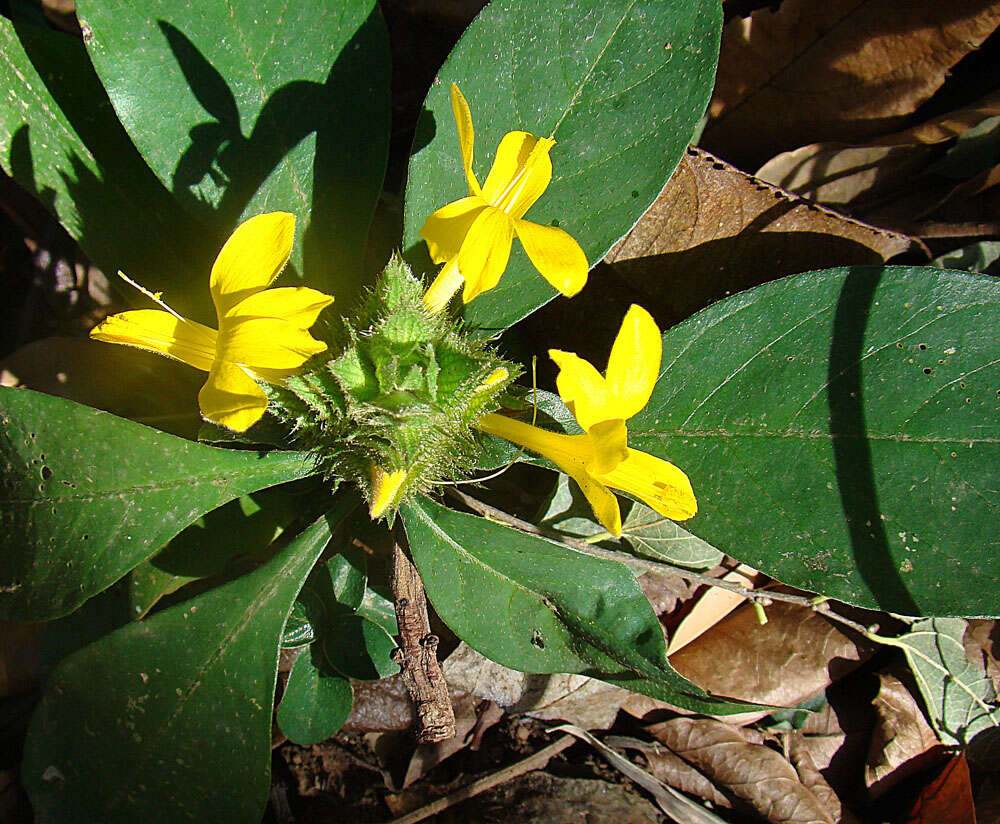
xmin=90 ymin=213 xmax=332 ymax=432
xmin=420 ymin=84 xmax=589 ymax=313
xmin=477 ymin=305 xmax=697 ymax=536
xmin=87 ymin=87 xmax=694 ymax=528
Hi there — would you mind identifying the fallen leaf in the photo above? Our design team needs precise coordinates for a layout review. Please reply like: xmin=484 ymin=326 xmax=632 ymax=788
xmin=665 ymin=564 xmax=761 ymax=656
xmin=703 ymin=0 xmax=1000 ymax=168
xmin=606 ymin=736 xmax=733 ymax=810
xmin=606 ymin=149 xmax=914 ymax=330
xmin=341 ymin=674 xmax=416 ymax=733
xmin=554 ymin=725 xmax=731 ymax=824
xmin=442 ymin=643 xmax=636 ymax=730
xmin=900 ymin=752 xmax=976 ymax=824
xmin=865 ymin=674 xmax=944 ymax=799
xmin=756 ymin=91 xmax=1000 ymax=208
xmin=787 ymin=737 xmax=860 ymax=824
xmin=964 ymin=619 xmax=1000 ymax=690
xmin=669 ymin=600 xmax=873 ymax=708
xmin=647 ymin=717 xmax=838 ymax=824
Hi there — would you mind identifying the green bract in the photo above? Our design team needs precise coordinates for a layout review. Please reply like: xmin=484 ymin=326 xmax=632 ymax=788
xmin=267 ymin=258 xmax=518 ymax=513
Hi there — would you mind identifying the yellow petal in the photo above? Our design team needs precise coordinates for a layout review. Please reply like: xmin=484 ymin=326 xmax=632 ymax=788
xmin=226 ymin=286 xmax=333 ymax=327
xmin=600 ymin=447 xmax=697 ymax=521
xmin=450 ymin=84 xmax=482 ymax=197
xmin=585 ymin=419 xmax=628 ymax=475
xmin=573 ymin=470 xmax=623 ymax=537
xmin=548 ymin=349 xmax=610 ymax=431
xmin=423 ymin=257 xmax=464 ymax=314
xmin=458 ymin=207 xmax=514 ymax=303
xmin=198 ymin=361 xmax=268 ymax=431
xmin=481 ymin=132 xmax=554 ymax=219
xmin=513 ymin=219 xmax=588 ymax=297
xmin=217 ymin=318 xmax=326 ymax=372
xmin=475 ymin=413 xmax=622 ymax=536
xmin=369 ymin=464 xmax=407 ymax=518
xmin=210 ymin=212 xmax=295 ymax=318
xmin=419 ymin=196 xmax=488 ymax=264
xmin=89 ymin=309 xmax=218 ymax=372
xmin=605 ymin=305 xmax=661 ymax=420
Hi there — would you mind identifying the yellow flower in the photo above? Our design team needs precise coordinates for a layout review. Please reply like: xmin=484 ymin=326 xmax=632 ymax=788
xmin=89 ymin=213 xmax=333 ymax=432
xmin=420 ymin=84 xmax=588 ymax=313
xmin=476 ymin=305 xmax=696 ymax=537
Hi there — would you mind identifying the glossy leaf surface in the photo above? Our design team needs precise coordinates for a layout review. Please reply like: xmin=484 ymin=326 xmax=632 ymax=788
xmin=400 ymin=496 xmax=751 ymax=713
xmin=77 ymin=0 xmax=390 ymax=305
xmin=627 ymin=266 xmax=1000 ymax=615
xmin=403 ymin=0 xmax=721 ymax=330
xmin=22 ymin=516 xmax=333 ymax=823
xmin=0 ymin=388 xmax=315 ymax=619
xmin=277 ymin=646 xmax=353 ymax=746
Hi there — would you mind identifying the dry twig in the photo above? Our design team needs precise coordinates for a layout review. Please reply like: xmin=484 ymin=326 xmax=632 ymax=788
xmin=391 ymin=528 xmax=456 ymax=743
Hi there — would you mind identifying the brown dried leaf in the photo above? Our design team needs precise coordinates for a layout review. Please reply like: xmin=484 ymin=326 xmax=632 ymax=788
xmin=341 ymin=674 xmax=416 ymax=733
xmin=606 ymin=149 xmax=914 ymax=330
xmin=964 ymin=619 xmax=1000 ymax=691
xmin=442 ymin=642 xmax=632 ymax=729
xmin=669 ymin=600 xmax=873 ymax=707
xmin=756 ymin=93 xmax=1000 ymax=212
xmin=648 ymin=717 xmax=837 ymax=824
xmin=703 ymin=0 xmax=1000 ymax=168
xmin=666 ymin=564 xmax=761 ymax=656
xmin=866 ymin=674 xmax=945 ymax=799
xmin=787 ymin=737 xmax=859 ymax=824
xmin=607 ymin=736 xmax=733 ymax=810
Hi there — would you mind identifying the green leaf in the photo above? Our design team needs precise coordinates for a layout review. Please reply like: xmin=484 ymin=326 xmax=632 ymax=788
xmin=403 ymin=0 xmax=721 ymax=330
xmin=621 ymin=503 xmax=724 ymax=569
xmin=876 ymin=618 xmax=1000 ymax=759
xmin=627 ymin=266 xmax=1000 ymax=616
xmin=400 ymin=496 xmax=751 ymax=713
xmin=299 ymin=554 xmax=399 ymax=681
xmin=0 ymin=18 xmax=210 ymax=310
xmin=129 ymin=487 xmax=299 ymax=618
xmin=0 ymin=388 xmax=315 ymax=620
xmin=22 ymin=515 xmax=333 ymax=823
xmin=277 ymin=646 xmax=353 ymax=746
xmin=932 ymin=241 xmax=1000 ymax=275
xmin=76 ymin=0 xmax=391 ymax=305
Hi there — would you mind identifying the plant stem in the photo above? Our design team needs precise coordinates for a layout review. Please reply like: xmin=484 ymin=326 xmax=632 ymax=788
xmin=390 ymin=527 xmax=456 ymax=743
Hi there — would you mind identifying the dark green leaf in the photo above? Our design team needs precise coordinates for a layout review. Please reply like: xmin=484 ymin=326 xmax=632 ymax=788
xmin=299 ymin=554 xmax=399 ymax=681
xmin=0 ymin=19 xmax=209 ymax=311
xmin=277 ymin=646 xmax=353 ymax=746
xmin=22 ymin=515 xmax=333 ymax=823
xmin=129 ymin=487 xmax=299 ymax=618
xmin=0 ymin=388 xmax=315 ymax=620
xmin=281 ymin=599 xmax=316 ymax=649
xmin=400 ymin=496 xmax=752 ymax=713
xmin=403 ymin=0 xmax=721 ymax=330
xmin=76 ymin=0 xmax=391 ymax=305
xmin=629 ymin=266 xmax=1000 ymax=616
